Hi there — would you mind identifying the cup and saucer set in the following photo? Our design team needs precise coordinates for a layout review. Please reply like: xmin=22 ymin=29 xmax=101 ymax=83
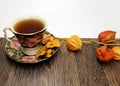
xmin=3 ymin=16 xmax=60 ymax=63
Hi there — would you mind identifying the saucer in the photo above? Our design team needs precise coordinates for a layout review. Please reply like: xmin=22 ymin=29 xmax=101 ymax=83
xmin=5 ymin=31 xmax=59 ymax=63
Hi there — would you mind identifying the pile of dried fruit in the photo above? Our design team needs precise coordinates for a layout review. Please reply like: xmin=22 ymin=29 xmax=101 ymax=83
xmin=35 ymin=36 xmax=61 ymax=59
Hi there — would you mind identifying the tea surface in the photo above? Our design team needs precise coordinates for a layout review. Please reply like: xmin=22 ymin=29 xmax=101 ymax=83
xmin=14 ymin=19 xmax=44 ymax=34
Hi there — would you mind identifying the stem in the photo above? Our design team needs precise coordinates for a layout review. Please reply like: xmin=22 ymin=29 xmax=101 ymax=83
xmin=57 ymin=37 xmax=120 ymax=46
xmin=83 ymin=40 xmax=120 ymax=46
xmin=57 ymin=37 xmax=68 ymax=40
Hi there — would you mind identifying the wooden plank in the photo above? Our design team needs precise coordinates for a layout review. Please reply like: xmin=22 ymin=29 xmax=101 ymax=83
xmin=0 ymin=38 xmax=120 ymax=86
xmin=75 ymin=43 xmax=109 ymax=86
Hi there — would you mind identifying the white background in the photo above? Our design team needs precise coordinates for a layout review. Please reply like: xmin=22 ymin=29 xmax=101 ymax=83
xmin=1 ymin=0 xmax=120 ymax=38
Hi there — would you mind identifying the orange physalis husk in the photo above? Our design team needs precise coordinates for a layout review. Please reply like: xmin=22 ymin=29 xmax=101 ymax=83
xmin=96 ymin=46 xmax=115 ymax=63
xmin=112 ymin=46 xmax=120 ymax=60
xmin=98 ymin=30 xmax=116 ymax=43
xmin=66 ymin=35 xmax=82 ymax=51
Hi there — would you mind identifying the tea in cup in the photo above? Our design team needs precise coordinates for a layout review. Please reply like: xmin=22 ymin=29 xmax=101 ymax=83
xmin=3 ymin=16 xmax=47 ymax=55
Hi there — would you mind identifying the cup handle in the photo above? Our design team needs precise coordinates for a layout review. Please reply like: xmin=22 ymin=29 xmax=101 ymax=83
xmin=3 ymin=27 xmax=11 ymax=41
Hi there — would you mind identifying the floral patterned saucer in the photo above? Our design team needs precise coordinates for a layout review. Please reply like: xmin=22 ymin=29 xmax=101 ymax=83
xmin=5 ymin=31 xmax=59 ymax=63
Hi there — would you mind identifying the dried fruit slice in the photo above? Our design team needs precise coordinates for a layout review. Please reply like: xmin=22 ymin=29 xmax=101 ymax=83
xmin=35 ymin=46 xmax=47 ymax=59
xmin=42 ymin=36 xmax=54 ymax=44
xmin=46 ymin=49 xmax=53 ymax=58
xmin=46 ymin=38 xmax=61 ymax=48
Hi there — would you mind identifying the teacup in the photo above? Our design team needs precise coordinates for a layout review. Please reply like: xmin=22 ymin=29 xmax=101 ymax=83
xmin=3 ymin=16 xmax=47 ymax=55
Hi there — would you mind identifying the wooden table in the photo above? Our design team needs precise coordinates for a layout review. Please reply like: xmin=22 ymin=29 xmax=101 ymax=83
xmin=0 ymin=38 xmax=120 ymax=86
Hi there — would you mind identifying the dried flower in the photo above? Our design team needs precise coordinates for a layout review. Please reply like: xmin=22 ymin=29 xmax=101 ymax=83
xmin=66 ymin=35 xmax=82 ymax=51
xmin=98 ymin=30 xmax=116 ymax=43
xmin=96 ymin=46 xmax=115 ymax=63
xmin=112 ymin=46 xmax=120 ymax=60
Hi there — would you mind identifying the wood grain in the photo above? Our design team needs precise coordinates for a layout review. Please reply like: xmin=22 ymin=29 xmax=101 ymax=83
xmin=0 ymin=38 xmax=120 ymax=86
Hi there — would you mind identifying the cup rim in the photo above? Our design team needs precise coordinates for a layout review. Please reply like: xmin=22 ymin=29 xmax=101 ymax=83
xmin=9 ymin=16 xmax=47 ymax=35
